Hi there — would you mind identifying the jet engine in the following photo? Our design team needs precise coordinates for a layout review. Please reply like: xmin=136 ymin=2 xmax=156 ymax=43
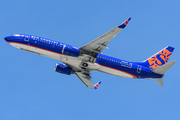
xmin=54 ymin=64 xmax=73 ymax=75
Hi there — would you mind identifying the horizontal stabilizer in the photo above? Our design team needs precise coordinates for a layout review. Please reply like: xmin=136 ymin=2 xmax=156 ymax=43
xmin=151 ymin=60 xmax=177 ymax=75
xmin=94 ymin=81 xmax=101 ymax=89
xmin=154 ymin=78 xmax=164 ymax=87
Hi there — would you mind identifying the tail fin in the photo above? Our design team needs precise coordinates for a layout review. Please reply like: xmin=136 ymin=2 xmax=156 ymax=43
xmin=152 ymin=60 xmax=176 ymax=87
xmin=94 ymin=81 xmax=101 ymax=89
xmin=143 ymin=46 xmax=174 ymax=68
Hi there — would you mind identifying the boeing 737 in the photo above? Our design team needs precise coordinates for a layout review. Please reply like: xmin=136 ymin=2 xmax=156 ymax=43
xmin=4 ymin=18 xmax=176 ymax=89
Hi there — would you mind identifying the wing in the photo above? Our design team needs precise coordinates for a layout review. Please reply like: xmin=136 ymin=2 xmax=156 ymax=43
xmin=64 ymin=63 xmax=99 ymax=89
xmin=80 ymin=18 xmax=131 ymax=54
xmin=75 ymin=72 xmax=101 ymax=89
xmin=75 ymin=72 xmax=94 ymax=88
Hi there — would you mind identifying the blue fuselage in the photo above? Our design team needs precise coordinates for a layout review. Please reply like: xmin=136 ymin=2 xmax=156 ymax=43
xmin=4 ymin=34 xmax=163 ymax=79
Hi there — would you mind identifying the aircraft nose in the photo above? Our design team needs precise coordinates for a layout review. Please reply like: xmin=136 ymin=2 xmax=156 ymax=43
xmin=4 ymin=36 xmax=12 ymax=42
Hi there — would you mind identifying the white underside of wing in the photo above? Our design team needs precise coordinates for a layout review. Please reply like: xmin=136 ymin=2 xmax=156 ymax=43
xmin=80 ymin=27 xmax=123 ymax=53
xmin=75 ymin=72 xmax=94 ymax=89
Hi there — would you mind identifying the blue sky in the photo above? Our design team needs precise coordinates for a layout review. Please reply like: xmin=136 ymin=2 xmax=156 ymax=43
xmin=0 ymin=0 xmax=180 ymax=120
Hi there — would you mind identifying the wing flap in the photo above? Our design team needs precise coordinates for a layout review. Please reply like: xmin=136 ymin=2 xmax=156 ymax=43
xmin=75 ymin=72 xmax=94 ymax=89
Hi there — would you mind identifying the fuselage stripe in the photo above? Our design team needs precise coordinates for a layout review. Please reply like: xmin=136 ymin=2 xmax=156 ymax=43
xmin=95 ymin=63 xmax=137 ymax=78
xmin=8 ymin=41 xmax=65 ymax=56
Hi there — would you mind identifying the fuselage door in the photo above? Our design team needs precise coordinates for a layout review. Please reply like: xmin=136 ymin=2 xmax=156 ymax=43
xmin=24 ymin=35 xmax=30 ymax=42
xmin=137 ymin=65 xmax=142 ymax=73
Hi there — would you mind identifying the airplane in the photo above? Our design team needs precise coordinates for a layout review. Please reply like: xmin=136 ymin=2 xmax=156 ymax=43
xmin=4 ymin=18 xmax=176 ymax=89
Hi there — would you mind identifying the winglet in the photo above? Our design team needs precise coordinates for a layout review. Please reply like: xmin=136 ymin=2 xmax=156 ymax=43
xmin=94 ymin=81 xmax=101 ymax=89
xmin=118 ymin=18 xmax=131 ymax=29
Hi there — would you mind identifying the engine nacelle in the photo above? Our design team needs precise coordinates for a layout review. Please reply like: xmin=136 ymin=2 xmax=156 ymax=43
xmin=54 ymin=64 xmax=73 ymax=75
xmin=63 ymin=45 xmax=80 ymax=57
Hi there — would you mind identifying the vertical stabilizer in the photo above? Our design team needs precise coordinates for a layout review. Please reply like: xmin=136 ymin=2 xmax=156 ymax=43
xmin=143 ymin=46 xmax=174 ymax=68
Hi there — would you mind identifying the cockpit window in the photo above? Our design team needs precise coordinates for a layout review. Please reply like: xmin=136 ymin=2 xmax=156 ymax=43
xmin=13 ymin=34 xmax=21 ymax=36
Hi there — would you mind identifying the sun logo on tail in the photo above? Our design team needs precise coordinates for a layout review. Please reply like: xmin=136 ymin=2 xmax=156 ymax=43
xmin=148 ymin=48 xmax=173 ymax=68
